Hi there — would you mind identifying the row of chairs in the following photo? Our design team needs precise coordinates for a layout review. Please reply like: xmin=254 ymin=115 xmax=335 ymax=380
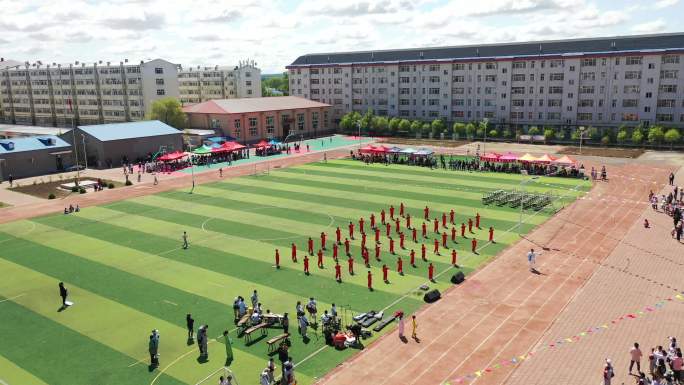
xmin=483 ymin=189 xmax=553 ymax=211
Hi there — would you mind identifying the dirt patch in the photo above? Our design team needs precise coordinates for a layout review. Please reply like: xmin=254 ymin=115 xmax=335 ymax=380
xmin=558 ymin=146 xmax=645 ymax=158
xmin=10 ymin=177 xmax=124 ymax=199
xmin=376 ymin=137 xmax=470 ymax=147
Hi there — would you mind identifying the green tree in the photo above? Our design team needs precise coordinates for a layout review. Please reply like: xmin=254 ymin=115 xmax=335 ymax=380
xmin=543 ymin=128 xmax=555 ymax=143
xmin=464 ymin=123 xmax=476 ymax=139
xmin=360 ymin=109 xmax=374 ymax=135
xmin=664 ymin=128 xmax=681 ymax=149
xmin=528 ymin=126 xmax=540 ymax=136
xmin=587 ymin=126 xmax=601 ymax=141
xmin=339 ymin=114 xmax=354 ymax=133
xmin=149 ymin=98 xmax=187 ymax=129
xmin=616 ymin=128 xmax=629 ymax=143
xmin=503 ymin=128 xmax=512 ymax=139
xmin=601 ymin=135 xmax=611 ymax=146
xmin=554 ymin=129 xmax=565 ymax=141
xmin=431 ymin=119 xmax=445 ymax=137
xmin=421 ymin=123 xmax=431 ymax=136
xmin=410 ymin=120 xmax=422 ymax=134
xmin=632 ymin=129 xmax=644 ymax=145
xmin=452 ymin=122 xmax=466 ymax=138
xmin=488 ymin=129 xmax=498 ymax=138
xmin=374 ymin=116 xmax=388 ymax=135
xmin=648 ymin=125 xmax=665 ymax=146
xmin=388 ymin=117 xmax=400 ymax=134
xmin=398 ymin=119 xmax=411 ymax=133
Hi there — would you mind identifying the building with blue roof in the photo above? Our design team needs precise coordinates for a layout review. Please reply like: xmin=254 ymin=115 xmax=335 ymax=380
xmin=68 ymin=120 xmax=183 ymax=168
xmin=0 ymin=135 xmax=74 ymax=179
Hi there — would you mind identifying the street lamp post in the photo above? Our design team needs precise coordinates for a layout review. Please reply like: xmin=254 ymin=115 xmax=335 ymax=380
xmin=518 ymin=173 xmax=540 ymax=235
xmin=356 ymin=121 xmax=361 ymax=148
xmin=188 ymin=144 xmax=195 ymax=194
xmin=81 ymin=134 xmax=88 ymax=171
xmin=578 ymin=126 xmax=586 ymax=155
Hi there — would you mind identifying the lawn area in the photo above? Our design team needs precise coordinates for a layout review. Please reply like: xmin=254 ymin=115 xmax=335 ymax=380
xmin=0 ymin=159 xmax=590 ymax=385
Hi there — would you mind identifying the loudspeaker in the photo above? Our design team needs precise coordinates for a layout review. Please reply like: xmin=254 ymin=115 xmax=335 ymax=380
xmin=451 ymin=271 xmax=465 ymax=284
xmin=423 ymin=289 xmax=441 ymax=303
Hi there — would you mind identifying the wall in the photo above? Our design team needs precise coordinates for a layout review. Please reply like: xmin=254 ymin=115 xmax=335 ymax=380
xmin=0 ymin=148 xmax=74 ymax=179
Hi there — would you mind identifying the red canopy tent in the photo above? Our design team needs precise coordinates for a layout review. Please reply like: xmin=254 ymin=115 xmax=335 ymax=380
xmin=157 ymin=151 xmax=186 ymax=161
xmin=371 ymin=145 xmax=390 ymax=154
xmin=479 ymin=152 xmax=501 ymax=162
xmin=254 ymin=140 xmax=271 ymax=148
xmin=534 ymin=153 xmax=557 ymax=163
xmin=359 ymin=144 xmax=376 ymax=154
xmin=498 ymin=152 xmax=519 ymax=162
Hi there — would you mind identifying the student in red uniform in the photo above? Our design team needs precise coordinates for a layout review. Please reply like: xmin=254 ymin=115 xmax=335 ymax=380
xmin=410 ymin=249 xmax=416 ymax=267
xmin=317 ymin=249 xmax=324 ymax=268
xmin=433 ymin=239 xmax=440 ymax=255
xmin=471 ymin=238 xmax=477 ymax=254
xmin=433 ymin=218 xmax=439 ymax=234
xmin=400 ymin=202 xmax=405 ymax=217
xmin=373 ymin=243 xmax=380 ymax=260
xmin=475 ymin=212 xmax=481 ymax=229
xmin=386 ymin=222 xmax=391 ymax=238
xmin=442 ymin=212 xmax=447 ymax=228
xmin=451 ymin=249 xmax=458 ymax=266
xmin=375 ymin=227 xmax=381 ymax=244
xmin=397 ymin=256 xmax=403 ymax=275
xmin=303 ymin=255 xmax=310 ymax=275
xmin=381 ymin=209 xmax=386 ymax=225
xmin=468 ymin=218 xmax=473 ymax=233
xmin=399 ymin=232 xmax=405 ymax=249
xmin=348 ymin=255 xmax=355 ymax=275
xmin=308 ymin=237 xmax=314 ymax=255
xmin=336 ymin=227 xmax=342 ymax=245
xmin=364 ymin=248 xmax=370 ymax=267
xmin=450 ymin=209 xmax=455 ymax=225
xmin=451 ymin=227 xmax=457 ymax=242
xmin=332 ymin=243 xmax=339 ymax=260
xmin=275 ymin=249 xmax=280 ymax=269
xmin=291 ymin=243 xmax=297 ymax=262
xmin=389 ymin=205 xmax=395 ymax=220
xmin=489 ymin=226 xmax=495 ymax=243
xmin=421 ymin=243 xmax=427 ymax=261
xmin=361 ymin=232 xmax=367 ymax=250
xmin=442 ymin=232 xmax=448 ymax=248
xmin=406 ymin=213 xmax=411 ymax=229
xmin=428 ymin=263 xmax=435 ymax=281
xmin=367 ymin=271 xmax=373 ymax=291
xmin=382 ymin=264 xmax=389 ymax=283
xmin=395 ymin=218 xmax=401 ymax=233
xmin=424 ymin=205 xmax=430 ymax=220
xmin=461 ymin=222 xmax=467 ymax=238
xmin=320 ymin=232 xmax=327 ymax=250
xmin=359 ymin=217 xmax=365 ymax=235
xmin=370 ymin=213 xmax=376 ymax=229
xmin=335 ymin=261 xmax=342 ymax=282
xmin=411 ymin=227 xmax=417 ymax=243
xmin=389 ymin=237 xmax=395 ymax=255
xmin=422 ymin=222 xmax=428 ymax=238
xmin=344 ymin=238 xmax=351 ymax=256
xmin=348 ymin=221 xmax=355 ymax=239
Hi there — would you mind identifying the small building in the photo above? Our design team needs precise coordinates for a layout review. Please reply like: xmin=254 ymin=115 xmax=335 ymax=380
xmin=0 ymin=135 xmax=73 ymax=179
xmin=0 ymin=123 xmax=72 ymax=139
xmin=183 ymin=96 xmax=332 ymax=143
xmin=68 ymin=120 xmax=183 ymax=168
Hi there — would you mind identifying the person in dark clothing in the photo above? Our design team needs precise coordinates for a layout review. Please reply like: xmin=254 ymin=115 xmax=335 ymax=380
xmin=186 ymin=313 xmax=195 ymax=340
xmin=282 ymin=313 xmax=290 ymax=335
xmin=59 ymin=282 xmax=68 ymax=307
xmin=8 ymin=174 xmax=13 ymax=187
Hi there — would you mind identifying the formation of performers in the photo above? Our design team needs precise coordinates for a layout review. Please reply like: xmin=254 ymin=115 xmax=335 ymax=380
xmin=272 ymin=203 xmax=497 ymax=290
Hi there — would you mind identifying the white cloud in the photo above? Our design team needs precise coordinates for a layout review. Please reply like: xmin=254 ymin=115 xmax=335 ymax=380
xmin=655 ymin=0 xmax=679 ymax=8
xmin=631 ymin=19 xmax=667 ymax=34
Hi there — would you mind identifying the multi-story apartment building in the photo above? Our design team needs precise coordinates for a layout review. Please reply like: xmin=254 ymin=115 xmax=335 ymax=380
xmin=178 ymin=60 xmax=261 ymax=105
xmin=0 ymin=58 xmax=179 ymax=127
xmin=287 ymin=33 xmax=684 ymax=129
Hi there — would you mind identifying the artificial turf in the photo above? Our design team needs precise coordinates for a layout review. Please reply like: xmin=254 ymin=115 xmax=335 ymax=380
xmin=0 ymin=159 xmax=590 ymax=385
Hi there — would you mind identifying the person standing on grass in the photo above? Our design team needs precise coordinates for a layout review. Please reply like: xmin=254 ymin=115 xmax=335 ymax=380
xmin=222 ymin=330 xmax=234 ymax=366
xmin=471 ymin=238 xmax=477 ymax=254
xmin=406 ymin=213 xmax=411 ymax=230
xmin=428 ymin=263 xmax=434 ymax=282
xmin=251 ymin=290 xmax=259 ymax=309
xmin=450 ymin=209 xmax=455 ymax=225
xmin=397 ymin=256 xmax=403 ymax=275
xmin=303 ymin=255 xmax=310 ymax=275
xmin=489 ymin=227 xmax=495 ymax=243
xmin=424 ymin=205 xmax=430 ymax=221
xmin=468 ymin=218 xmax=474 ymax=233
xmin=335 ymin=261 xmax=342 ymax=282
xmin=58 ymin=282 xmax=68 ymax=308
xmin=630 ymin=342 xmax=643 ymax=374
xmin=274 ymin=249 xmax=280 ymax=269
xmin=410 ymin=249 xmax=416 ymax=267
xmin=149 ymin=329 xmax=160 ymax=368
xmin=182 ymin=231 xmax=189 ymax=249
xmin=186 ymin=314 xmax=195 ymax=340
xmin=461 ymin=222 xmax=466 ymax=238
xmin=422 ymin=222 xmax=427 ymax=239
xmin=348 ymin=255 xmax=355 ymax=275
xmin=308 ymin=237 xmax=314 ymax=255
xmin=367 ymin=270 xmax=373 ymax=291
xmin=291 ymin=243 xmax=297 ymax=263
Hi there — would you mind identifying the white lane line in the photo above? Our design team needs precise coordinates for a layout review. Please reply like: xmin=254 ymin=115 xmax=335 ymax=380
xmin=208 ymin=282 xmax=225 ymax=288
xmin=162 ymin=300 xmax=178 ymax=306
xmin=0 ymin=293 xmax=26 ymax=304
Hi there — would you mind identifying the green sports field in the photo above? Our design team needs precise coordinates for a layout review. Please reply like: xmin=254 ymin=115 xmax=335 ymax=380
xmin=0 ymin=159 xmax=590 ymax=385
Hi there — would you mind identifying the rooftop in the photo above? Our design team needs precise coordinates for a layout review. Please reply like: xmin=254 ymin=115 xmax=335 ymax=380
xmin=183 ymin=96 xmax=331 ymax=115
xmin=0 ymin=124 xmax=72 ymax=137
xmin=0 ymin=135 xmax=71 ymax=154
xmin=78 ymin=120 xmax=181 ymax=142
xmin=289 ymin=32 xmax=684 ymax=66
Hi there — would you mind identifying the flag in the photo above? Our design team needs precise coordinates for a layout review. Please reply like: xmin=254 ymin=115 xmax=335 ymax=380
xmin=67 ymin=98 xmax=73 ymax=113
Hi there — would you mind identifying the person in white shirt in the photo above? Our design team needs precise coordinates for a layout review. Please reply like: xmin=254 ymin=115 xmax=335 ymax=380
xmin=527 ymin=249 xmax=537 ymax=272
xmin=259 ymin=368 xmax=271 ymax=385
xmin=251 ymin=290 xmax=259 ymax=309
xmin=331 ymin=303 xmax=337 ymax=318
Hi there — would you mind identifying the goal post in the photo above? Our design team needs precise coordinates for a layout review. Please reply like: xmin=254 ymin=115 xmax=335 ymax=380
xmin=251 ymin=162 xmax=270 ymax=177
xmin=194 ymin=366 xmax=238 ymax=385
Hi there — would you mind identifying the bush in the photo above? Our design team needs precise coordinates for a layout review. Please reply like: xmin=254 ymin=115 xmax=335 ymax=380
xmin=79 ymin=188 xmax=86 ymax=194
xmin=601 ymin=135 xmax=611 ymax=145
xmin=108 ymin=183 xmax=115 ymax=189
xmin=48 ymin=193 xmax=56 ymax=199
xmin=528 ymin=126 xmax=540 ymax=136
xmin=125 ymin=180 xmax=133 ymax=186
xmin=71 ymin=186 xmax=79 ymax=192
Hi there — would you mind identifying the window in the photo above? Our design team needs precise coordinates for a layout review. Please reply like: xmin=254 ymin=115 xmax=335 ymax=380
xmin=622 ymin=113 xmax=639 ymax=121
xmin=453 ymin=87 xmax=464 ymax=94
xmin=156 ymin=89 xmax=165 ymax=95
xmin=581 ymin=58 xmax=596 ymax=67
xmin=662 ymin=55 xmax=680 ymax=64
xmin=511 ymin=87 xmax=525 ymax=94
xmin=485 ymin=75 xmax=496 ymax=82
xmin=579 ymin=99 xmax=594 ymax=107
xmin=154 ymin=67 xmax=164 ymax=74
xmin=659 ymin=85 xmax=677 ymax=93
xmin=428 ymin=88 xmax=440 ymax=95
xmin=512 ymin=61 xmax=526 ymax=69
xmin=577 ymin=113 xmax=593 ymax=121
xmin=155 ymin=78 xmax=165 ymax=85
xmin=248 ymin=117 xmax=258 ymax=136
xmin=311 ymin=112 xmax=319 ymax=130
xmin=549 ymin=59 xmax=563 ymax=68
xmin=660 ymin=70 xmax=678 ymax=79
xmin=297 ymin=113 xmax=305 ymax=130
xmin=428 ymin=64 xmax=440 ymax=71
xmin=547 ymin=86 xmax=562 ymax=94
xmin=512 ymin=99 xmax=525 ymax=107
xmin=548 ymin=99 xmax=562 ymax=107
xmin=512 ymin=74 xmax=525 ymax=82
xmin=656 ymin=114 xmax=674 ymax=122
xmin=624 ymin=71 xmax=641 ymax=80
xmin=624 ymin=85 xmax=640 ymax=94
xmin=453 ymin=63 xmax=465 ymax=71
xmin=246 ymin=80 xmax=252 ymax=86
xmin=579 ymin=86 xmax=594 ymax=94
xmin=266 ymin=116 xmax=275 ymax=134
xmin=333 ymin=68 xmax=341 ymax=74
xmin=657 ymin=99 xmax=676 ymax=108
xmin=626 ymin=56 xmax=642 ymax=65
xmin=547 ymin=112 xmax=561 ymax=120
xmin=549 ymin=73 xmax=564 ymax=81
xmin=510 ymin=111 xmax=524 ymax=119
xmin=622 ymin=99 xmax=638 ymax=108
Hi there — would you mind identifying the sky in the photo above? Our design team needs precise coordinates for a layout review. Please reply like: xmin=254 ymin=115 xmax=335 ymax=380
xmin=1 ymin=0 xmax=682 ymax=74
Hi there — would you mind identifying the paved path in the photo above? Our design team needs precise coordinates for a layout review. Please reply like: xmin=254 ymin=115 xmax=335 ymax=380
xmin=315 ymin=161 xmax=674 ymax=385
